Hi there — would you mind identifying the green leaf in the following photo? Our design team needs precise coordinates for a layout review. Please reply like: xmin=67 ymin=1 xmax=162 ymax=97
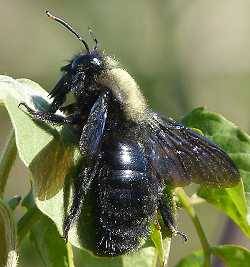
xmin=0 ymin=199 xmax=18 ymax=267
xmin=176 ymin=245 xmax=250 ymax=267
xmin=29 ymin=213 xmax=71 ymax=267
xmin=182 ymin=107 xmax=250 ymax=237
xmin=18 ymin=191 xmax=73 ymax=267
xmin=175 ymin=250 xmax=204 ymax=267
xmin=211 ymin=245 xmax=250 ymax=267
xmin=17 ymin=207 xmax=41 ymax=245
xmin=197 ymin=181 xmax=250 ymax=237
xmin=0 ymin=75 xmax=84 ymax=247
xmin=175 ymin=246 xmax=250 ymax=267
xmin=122 ymin=248 xmax=156 ymax=267
xmin=0 ymin=75 xmax=55 ymax=166
xmin=76 ymin=247 xmax=156 ymax=267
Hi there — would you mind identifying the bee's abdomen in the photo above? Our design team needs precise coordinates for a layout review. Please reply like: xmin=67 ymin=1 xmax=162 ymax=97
xmin=95 ymin=138 xmax=161 ymax=256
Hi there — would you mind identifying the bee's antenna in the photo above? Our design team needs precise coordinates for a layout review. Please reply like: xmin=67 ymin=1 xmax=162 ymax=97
xmin=88 ymin=27 xmax=98 ymax=50
xmin=46 ymin=10 xmax=90 ymax=53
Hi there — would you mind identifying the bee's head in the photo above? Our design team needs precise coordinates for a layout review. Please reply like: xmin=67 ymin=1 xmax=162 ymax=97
xmin=71 ymin=52 xmax=104 ymax=74
xmin=64 ymin=51 xmax=105 ymax=95
xmin=46 ymin=10 xmax=147 ymax=121
xmin=46 ymin=10 xmax=105 ymax=95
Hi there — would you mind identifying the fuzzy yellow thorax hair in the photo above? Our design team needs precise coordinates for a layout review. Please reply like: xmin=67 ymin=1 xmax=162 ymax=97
xmin=98 ymin=57 xmax=147 ymax=121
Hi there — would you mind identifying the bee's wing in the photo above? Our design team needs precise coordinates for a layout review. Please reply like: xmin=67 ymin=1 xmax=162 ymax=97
xmin=80 ymin=90 xmax=109 ymax=158
xmin=146 ymin=111 xmax=240 ymax=187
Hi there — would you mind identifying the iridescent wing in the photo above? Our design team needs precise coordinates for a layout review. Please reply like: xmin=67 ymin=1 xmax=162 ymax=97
xmin=146 ymin=111 xmax=240 ymax=187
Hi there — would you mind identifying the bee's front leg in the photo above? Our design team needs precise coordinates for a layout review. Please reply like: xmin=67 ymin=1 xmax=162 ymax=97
xmin=18 ymin=102 xmax=81 ymax=125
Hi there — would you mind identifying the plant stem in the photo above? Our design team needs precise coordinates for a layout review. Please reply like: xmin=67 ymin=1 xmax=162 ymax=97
xmin=176 ymin=194 xmax=206 ymax=209
xmin=155 ymin=244 xmax=169 ymax=267
xmin=175 ymin=188 xmax=211 ymax=267
xmin=0 ymin=129 xmax=17 ymax=198
xmin=66 ymin=243 xmax=75 ymax=267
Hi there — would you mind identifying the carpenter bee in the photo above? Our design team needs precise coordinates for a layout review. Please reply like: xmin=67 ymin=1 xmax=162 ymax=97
xmin=19 ymin=11 xmax=240 ymax=256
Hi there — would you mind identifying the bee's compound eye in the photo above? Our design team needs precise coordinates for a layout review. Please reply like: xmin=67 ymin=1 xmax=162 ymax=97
xmin=72 ymin=55 xmax=90 ymax=69
xmin=91 ymin=57 xmax=101 ymax=66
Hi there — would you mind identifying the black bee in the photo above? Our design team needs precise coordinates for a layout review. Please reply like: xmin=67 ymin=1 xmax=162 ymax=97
xmin=19 ymin=11 xmax=240 ymax=256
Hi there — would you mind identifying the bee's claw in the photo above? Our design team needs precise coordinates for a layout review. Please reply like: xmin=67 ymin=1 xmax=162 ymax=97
xmin=18 ymin=102 xmax=33 ymax=114
xmin=175 ymin=230 xmax=188 ymax=242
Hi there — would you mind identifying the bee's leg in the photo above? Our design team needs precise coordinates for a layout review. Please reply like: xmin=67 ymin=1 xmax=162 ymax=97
xmin=159 ymin=198 xmax=188 ymax=242
xmin=63 ymin=164 xmax=99 ymax=241
xmin=59 ymin=103 xmax=80 ymax=115
xmin=79 ymin=90 xmax=109 ymax=158
xmin=48 ymin=94 xmax=66 ymax=113
xmin=18 ymin=102 xmax=81 ymax=125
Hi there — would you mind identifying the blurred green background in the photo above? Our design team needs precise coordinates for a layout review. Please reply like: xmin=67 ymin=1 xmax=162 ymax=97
xmin=0 ymin=0 xmax=250 ymax=266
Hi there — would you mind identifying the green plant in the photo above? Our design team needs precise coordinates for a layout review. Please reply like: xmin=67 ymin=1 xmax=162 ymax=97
xmin=0 ymin=75 xmax=249 ymax=267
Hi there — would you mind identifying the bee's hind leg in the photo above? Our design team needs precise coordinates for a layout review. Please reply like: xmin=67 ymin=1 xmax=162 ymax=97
xmin=159 ymin=198 xmax=188 ymax=242
xmin=63 ymin=164 xmax=99 ymax=241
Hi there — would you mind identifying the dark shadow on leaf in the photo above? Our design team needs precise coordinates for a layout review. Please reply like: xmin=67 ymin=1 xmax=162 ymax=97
xmin=31 ymin=95 xmax=50 ymax=112
xmin=30 ymin=136 xmax=79 ymax=200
